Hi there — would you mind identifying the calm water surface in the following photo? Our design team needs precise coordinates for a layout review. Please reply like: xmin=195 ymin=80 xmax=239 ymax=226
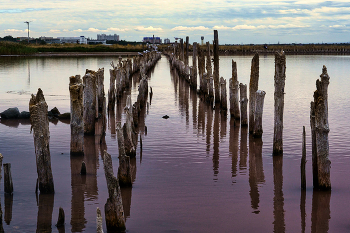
xmin=0 ymin=55 xmax=349 ymax=232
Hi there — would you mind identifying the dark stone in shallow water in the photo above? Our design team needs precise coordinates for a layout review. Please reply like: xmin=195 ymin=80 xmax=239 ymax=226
xmin=58 ymin=112 xmax=70 ymax=119
xmin=19 ymin=111 xmax=30 ymax=119
xmin=0 ymin=107 xmax=20 ymax=119
xmin=48 ymin=107 xmax=60 ymax=117
xmin=162 ymin=115 xmax=170 ymax=119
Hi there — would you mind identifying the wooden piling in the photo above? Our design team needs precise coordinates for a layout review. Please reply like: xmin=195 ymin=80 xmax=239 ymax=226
xmin=108 ymin=68 xmax=116 ymax=110
xmin=310 ymin=102 xmax=318 ymax=187
xmin=96 ymin=68 xmax=105 ymax=114
xmin=69 ymin=75 xmax=84 ymax=155
xmin=185 ymin=36 xmax=189 ymax=66
xmin=240 ymin=83 xmax=248 ymax=126
xmin=83 ymin=70 xmax=97 ymax=135
xmin=4 ymin=163 xmax=13 ymax=195
xmin=273 ymin=51 xmax=286 ymax=155
xmin=220 ymin=77 xmax=227 ymax=111
xmin=102 ymin=150 xmax=126 ymax=231
xmin=253 ymin=90 xmax=266 ymax=138
xmin=213 ymin=30 xmax=220 ymax=103
xmin=206 ymin=42 xmax=212 ymax=76
xmin=180 ymin=38 xmax=184 ymax=61
xmin=230 ymin=60 xmax=240 ymax=119
xmin=29 ymin=88 xmax=54 ymax=194
xmin=312 ymin=65 xmax=331 ymax=190
xmin=123 ymin=96 xmax=137 ymax=157
xmin=191 ymin=42 xmax=198 ymax=89
xmin=249 ymin=53 xmax=259 ymax=134
xmin=301 ymin=126 xmax=306 ymax=190
xmin=116 ymin=122 xmax=132 ymax=186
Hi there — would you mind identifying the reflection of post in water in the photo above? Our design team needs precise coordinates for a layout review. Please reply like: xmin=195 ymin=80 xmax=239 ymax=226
xmin=37 ymin=193 xmax=54 ymax=233
xmin=300 ymin=190 xmax=306 ymax=233
xmin=27 ymin=59 xmax=31 ymax=87
xmin=229 ymin=118 xmax=239 ymax=178
xmin=190 ymin=87 xmax=197 ymax=130
xmin=240 ymin=126 xmax=248 ymax=171
xmin=120 ymin=156 xmax=136 ymax=220
xmin=273 ymin=155 xmax=285 ymax=232
xmin=197 ymin=98 xmax=206 ymax=136
xmin=213 ymin=107 xmax=220 ymax=178
xmin=220 ymin=109 xmax=227 ymax=139
xmin=311 ymin=190 xmax=331 ymax=233
xmin=4 ymin=194 xmax=13 ymax=225
xmin=70 ymin=152 xmax=86 ymax=232
xmin=206 ymin=105 xmax=213 ymax=154
xmin=249 ymin=137 xmax=264 ymax=213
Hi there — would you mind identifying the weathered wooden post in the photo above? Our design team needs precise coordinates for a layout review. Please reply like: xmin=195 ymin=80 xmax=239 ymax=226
xmin=191 ymin=42 xmax=198 ymax=89
xmin=123 ymin=96 xmax=137 ymax=157
xmin=301 ymin=126 xmax=306 ymax=190
xmin=108 ymin=67 xmax=116 ymax=110
xmin=96 ymin=207 xmax=104 ymax=233
xmin=253 ymin=90 xmax=266 ymax=138
xmin=97 ymin=68 xmax=105 ymax=114
xmin=311 ymin=65 xmax=331 ymax=190
xmin=102 ymin=150 xmax=126 ymax=231
xmin=185 ymin=36 xmax=189 ymax=66
xmin=249 ymin=53 xmax=259 ymax=133
xmin=198 ymin=48 xmax=206 ymax=94
xmin=4 ymin=163 xmax=13 ymax=194
xmin=69 ymin=75 xmax=84 ymax=155
xmin=230 ymin=60 xmax=240 ymax=119
xmin=273 ymin=51 xmax=286 ymax=155
xmin=116 ymin=122 xmax=132 ymax=186
xmin=206 ymin=42 xmax=212 ymax=76
xmin=240 ymin=83 xmax=248 ymax=126
xmin=213 ymin=30 xmax=220 ymax=103
xmin=208 ymin=75 xmax=214 ymax=103
xmin=220 ymin=77 xmax=227 ymax=111
xmin=180 ymin=38 xmax=184 ymax=61
xmin=29 ymin=88 xmax=54 ymax=194
xmin=83 ymin=70 xmax=97 ymax=135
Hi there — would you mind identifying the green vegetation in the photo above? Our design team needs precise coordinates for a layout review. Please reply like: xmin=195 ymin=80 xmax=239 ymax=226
xmin=0 ymin=41 xmax=37 ymax=55
xmin=0 ymin=41 xmax=145 ymax=55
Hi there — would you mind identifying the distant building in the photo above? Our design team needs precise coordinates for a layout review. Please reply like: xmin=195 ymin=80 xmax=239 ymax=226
xmin=164 ymin=38 xmax=170 ymax=44
xmin=58 ymin=36 xmax=88 ymax=44
xmin=97 ymin=34 xmax=119 ymax=41
xmin=143 ymin=36 xmax=162 ymax=44
xmin=88 ymin=39 xmax=107 ymax=45
xmin=39 ymin=36 xmax=60 ymax=44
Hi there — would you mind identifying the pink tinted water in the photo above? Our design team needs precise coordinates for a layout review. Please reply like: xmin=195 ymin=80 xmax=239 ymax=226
xmin=0 ymin=55 xmax=349 ymax=232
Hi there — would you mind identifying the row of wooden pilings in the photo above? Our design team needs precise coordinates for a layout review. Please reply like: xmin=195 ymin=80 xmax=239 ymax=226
xmin=15 ymin=50 xmax=161 ymax=232
xmin=164 ymin=30 xmax=331 ymax=191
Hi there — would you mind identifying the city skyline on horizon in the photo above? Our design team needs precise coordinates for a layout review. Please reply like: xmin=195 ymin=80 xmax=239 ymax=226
xmin=1 ymin=0 xmax=350 ymax=44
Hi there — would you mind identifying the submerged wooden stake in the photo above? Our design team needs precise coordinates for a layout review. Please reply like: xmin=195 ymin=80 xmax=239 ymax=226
xmin=253 ymin=90 xmax=266 ymax=138
xmin=96 ymin=207 xmax=104 ymax=233
xmin=69 ymin=75 xmax=84 ymax=155
xmin=29 ymin=88 xmax=54 ymax=194
xmin=249 ymin=53 xmax=259 ymax=134
xmin=220 ymin=77 xmax=227 ymax=111
xmin=4 ymin=163 xmax=13 ymax=195
xmin=55 ymin=207 xmax=65 ymax=228
xmin=273 ymin=51 xmax=286 ymax=155
xmin=301 ymin=126 xmax=306 ymax=190
xmin=240 ymin=83 xmax=248 ymax=126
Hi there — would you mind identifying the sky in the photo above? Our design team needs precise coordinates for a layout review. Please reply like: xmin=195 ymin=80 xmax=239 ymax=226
xmin=1 ymin=0 xmax=350 ymax=44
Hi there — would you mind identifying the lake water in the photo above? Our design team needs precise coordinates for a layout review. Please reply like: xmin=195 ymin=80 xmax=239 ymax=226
xmin=0 ymin=54 xmax=350 ymax=232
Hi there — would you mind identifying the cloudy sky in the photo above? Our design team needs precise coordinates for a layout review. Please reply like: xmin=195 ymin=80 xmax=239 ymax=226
xmin=1 ymin=0 xmax=350 ymax=44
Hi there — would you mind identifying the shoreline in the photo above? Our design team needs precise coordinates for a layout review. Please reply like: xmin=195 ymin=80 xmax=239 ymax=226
xmin=0 ymin=51 xmax=140 ymax=57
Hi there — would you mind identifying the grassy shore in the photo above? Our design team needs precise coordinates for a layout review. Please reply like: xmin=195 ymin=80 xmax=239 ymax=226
xmin=0 ymin=42 xmax=145 ymax=55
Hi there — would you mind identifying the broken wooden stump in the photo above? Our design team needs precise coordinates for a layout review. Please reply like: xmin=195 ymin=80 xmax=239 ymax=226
xmin=273 ymin=51 xmax=286 ymax=155
xmin=191 ymin=42 xmax=198 ymax=89
xmin=83 ymin=70 xmax=97 ymax=135
xmin=123 ymin=96 xmax=137 ymax=157
xmin=240 ymin=83 xmax=248 ymax=126
xmin=80 ymin=161 xmax=86 ymax=175
xmin=102 ymin=150 xmax=126 ymax=231
xmin=29 ymin=88 xmax=54 ymax=194
xmin=253 ymin=90 xmax=266 ymax=138
xmin=249 ymin=53 xmax=259 ymax=134
xmin=311 ymin=65 xmax=331 ymax=190
xmin=116 ymin=122 xmax=132 ymax=187
xmin=301 ymin=126 xmax=306 ymax=190
xmin=230 ymin=60 xmax=240 ymax=119
xmin=206 ymin=41 xmax=212 ymax=76
xmin=69 ymin=75 xmax=84 ymax=155
xmin=4 ymin=163 xmax=13 ymax=195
